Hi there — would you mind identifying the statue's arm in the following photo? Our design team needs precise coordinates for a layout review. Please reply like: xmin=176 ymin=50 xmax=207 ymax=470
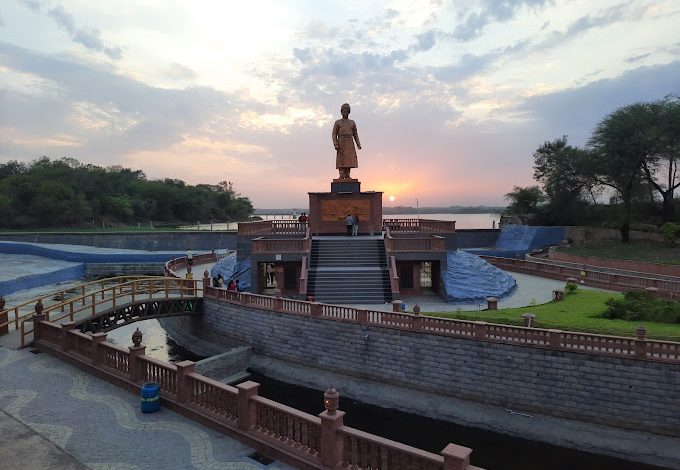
xmin=332 ymin=122 xmax=339 ymax=149
xmin=353 ymin=122 xmax=361 ymax=149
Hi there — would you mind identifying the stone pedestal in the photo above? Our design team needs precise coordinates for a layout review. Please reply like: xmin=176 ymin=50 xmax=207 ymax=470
xmin=308 ymin=188 xmax=382 ymax=235
xmin=330 ymin=178 xmax=360 ymax=193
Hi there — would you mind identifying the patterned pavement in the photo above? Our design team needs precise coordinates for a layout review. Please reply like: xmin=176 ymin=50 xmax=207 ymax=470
xmin=0 ymin=346 xmax=294 ymax=470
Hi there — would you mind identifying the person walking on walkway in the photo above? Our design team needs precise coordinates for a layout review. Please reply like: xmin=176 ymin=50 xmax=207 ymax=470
xmin=186 ymin=248 xmax=193 ymax=267
xmin=352 ymin=215 xmax=360 ymax=236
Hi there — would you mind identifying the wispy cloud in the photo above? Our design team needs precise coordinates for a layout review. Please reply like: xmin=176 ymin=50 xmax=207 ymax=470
xmin=453 ymin=0 xmax=552 ymax=41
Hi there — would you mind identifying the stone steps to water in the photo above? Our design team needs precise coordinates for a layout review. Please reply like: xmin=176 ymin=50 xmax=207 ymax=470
xmin=308 ymin=238 xmax=391 ymax=304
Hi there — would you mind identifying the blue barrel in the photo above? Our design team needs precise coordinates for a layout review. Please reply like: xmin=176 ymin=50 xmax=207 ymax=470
xmin=141 ymin=382 xmax=160 ymax=413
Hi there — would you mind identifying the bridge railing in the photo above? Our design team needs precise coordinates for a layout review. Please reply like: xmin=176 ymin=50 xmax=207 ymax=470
xmin=0 ymin=275 xmax=160 ymax=336
xmin=202 ymin=287 xmax=680 ymax=364
xmin=33 ymin=325 xmax=479 ymax=470
xmin=20 ymin=277 xmax=202 ymax=347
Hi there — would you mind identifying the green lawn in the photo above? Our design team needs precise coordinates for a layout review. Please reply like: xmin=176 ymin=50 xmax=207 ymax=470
xmin=555 ymin=240 xmax=680 ymax=265
xmin=426 ymin=289 xmax=680 ymax=342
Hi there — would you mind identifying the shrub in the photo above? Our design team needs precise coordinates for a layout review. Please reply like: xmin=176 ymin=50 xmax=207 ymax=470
xmin=565 ymin=283 xmax=578 ymax=295
xmin=661 ymin=222 xmax=680 ymax=245
xmin=603 ymin=290 xmax=680 ymax=323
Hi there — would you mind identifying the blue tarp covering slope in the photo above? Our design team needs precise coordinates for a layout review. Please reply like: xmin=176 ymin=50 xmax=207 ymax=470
xmin=210 ymin=253 xmax=252 ymax=291
xmin=443 ymin=250 xmax=516 ymax=302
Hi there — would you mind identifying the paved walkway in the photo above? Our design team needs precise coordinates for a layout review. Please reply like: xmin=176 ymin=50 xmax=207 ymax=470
xmin=0 ymin=346 xmax=293 ymax=470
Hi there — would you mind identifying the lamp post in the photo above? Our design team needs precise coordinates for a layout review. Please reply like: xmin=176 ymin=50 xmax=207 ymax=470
xmin=415 ymin=198 xmax=419 ymax=221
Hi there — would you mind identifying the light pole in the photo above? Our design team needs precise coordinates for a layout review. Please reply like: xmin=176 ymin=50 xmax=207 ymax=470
xmin=415 ymin=198 xmax=419 ymax=221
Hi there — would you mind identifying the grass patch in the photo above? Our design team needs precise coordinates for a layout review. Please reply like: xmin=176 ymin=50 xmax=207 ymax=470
xmin=426 ymin=289 xmax=680 ymax=342
xmin=555 ymin=240 xmax=680 ymax=265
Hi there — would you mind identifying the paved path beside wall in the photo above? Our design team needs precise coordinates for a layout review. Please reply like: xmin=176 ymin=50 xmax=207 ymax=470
xmin=0 ymin=346 xmax=293 ymax=470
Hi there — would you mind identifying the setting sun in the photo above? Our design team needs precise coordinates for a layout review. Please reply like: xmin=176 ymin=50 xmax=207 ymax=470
xmin=388 ymin=195 xmax=396 ymax=202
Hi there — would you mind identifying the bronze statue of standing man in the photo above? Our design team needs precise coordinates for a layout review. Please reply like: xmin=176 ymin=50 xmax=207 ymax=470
xmin=332 ymin=103 xmax=362 ymax=179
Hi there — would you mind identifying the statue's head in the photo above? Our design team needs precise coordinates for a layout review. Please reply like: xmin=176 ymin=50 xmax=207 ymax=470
xmin=341 ymin=103 xmax=350 ymax=116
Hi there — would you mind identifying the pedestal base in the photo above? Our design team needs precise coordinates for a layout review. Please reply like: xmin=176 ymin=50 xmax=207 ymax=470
xmin=308 ymin=191 xmax=383 ymax=234
xmin=331 ymin=179 xmax=360 ymax=193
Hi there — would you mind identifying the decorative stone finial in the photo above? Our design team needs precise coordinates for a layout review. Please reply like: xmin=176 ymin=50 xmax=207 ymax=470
xmin=131 ymin=327 xmax=143 ymax=347
xmin=274 ymin=288 xmax=282 ymax=298
xmin=324 ymin=386 xmax=339 ymax=414
xmin=0 ymin=296 xmax=5 ymax=311
xmin=34 ymin=299 xmax=44 ymax=315
xmin=635 ymin=324 xmax=646 ymax=340
xmin=413 ymin=304 xmax=421 ymax=315
xmin=203 ymin=270 xmax=210 ymax=279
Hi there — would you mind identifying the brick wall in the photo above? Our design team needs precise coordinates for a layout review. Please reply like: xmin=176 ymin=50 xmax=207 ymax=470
xmin=202 ymin=298 xmax=680 ymax=437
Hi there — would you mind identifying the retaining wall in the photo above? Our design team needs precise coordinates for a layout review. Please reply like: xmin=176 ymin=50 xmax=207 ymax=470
xmin=0 ymin=264 xmax=86 ymax=296
xmin=201 ymin=298 xmax=680 ymax=438
xmin=0 ymin=232 xmax=238 ymax=251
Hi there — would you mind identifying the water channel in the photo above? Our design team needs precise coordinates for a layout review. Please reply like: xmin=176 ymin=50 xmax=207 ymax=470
xmin=107 ymin=320 xmax=671 ymax=470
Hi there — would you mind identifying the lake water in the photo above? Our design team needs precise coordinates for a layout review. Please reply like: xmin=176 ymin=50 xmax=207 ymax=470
xmin=181 ymin=213 xmax=500 ymax=231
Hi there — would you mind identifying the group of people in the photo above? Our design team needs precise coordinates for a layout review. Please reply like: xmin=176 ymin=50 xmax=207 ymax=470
xmin=344 ymin=214 xmax=360 ymax=236
xmin=211 ymin=273 xmax=240 ymax=291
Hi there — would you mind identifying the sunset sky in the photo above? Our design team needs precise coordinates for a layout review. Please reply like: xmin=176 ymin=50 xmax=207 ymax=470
xmin=1 ymin=1 xmax=679 ymax=208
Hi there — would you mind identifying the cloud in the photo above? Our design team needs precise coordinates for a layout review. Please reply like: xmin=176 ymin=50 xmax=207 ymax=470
xmin=47 ymin=5 xmax=123 ymax=60
xmin=413 ymin=30 xmax=436 ymax=52
xmin=516 ymin=60 xmax=680 ymax=145
xmin=0 ymin=13 xmax=5 ymax=27
xmin=454 ymin=0 xmax=552 ymax=41
xmin=16 ymin=1 xmax=123 ymax=60
xmin=625 ymin=52 xmax=652 ymax=63
xmin=165 ymin=63 xmax=197 ymax=81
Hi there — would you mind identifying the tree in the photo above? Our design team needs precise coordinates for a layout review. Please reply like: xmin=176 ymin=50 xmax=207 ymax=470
xmin=533 ymin=136 xmax=596 ymax=224
xmin=504 ymin=185 xmax=544 ymax=215
xmin=587 ymin=102 xmax=652 ymax=242
xmin=641 ymin=95 xmax=680 ymax=222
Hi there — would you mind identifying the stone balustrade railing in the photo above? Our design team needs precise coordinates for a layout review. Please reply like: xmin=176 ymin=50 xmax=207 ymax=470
xmin=250 ymin=227 xmax=312 ymax=255
xmin=238 ymin=220 xmax=308 ymax=236
xmin=202 ymin=286 xmax=680 ymax=364
xmin=384 ymin=226 xmax=447 ymax=252
xmin=32 ymin=318 xmax=481 ymax=470
xmin=484 ymin=256 xmax=680 ymax=298
xmin=383 ymin=218 xmax=456 ymax=233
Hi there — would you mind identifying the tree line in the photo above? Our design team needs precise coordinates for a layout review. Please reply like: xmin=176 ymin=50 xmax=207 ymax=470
xmin=0 ymin=157 xmax=253 ymax=228
xmin=505 ymin=95 xmax=680 ymax=242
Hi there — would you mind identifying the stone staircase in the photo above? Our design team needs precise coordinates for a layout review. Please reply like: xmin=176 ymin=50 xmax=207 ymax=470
xmin=307 ymin=237 xmax=392 ymax=304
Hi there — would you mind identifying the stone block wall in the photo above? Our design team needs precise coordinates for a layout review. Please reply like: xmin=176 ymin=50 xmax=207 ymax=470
xmin=202 ymin=298 xmax=680 ymax=437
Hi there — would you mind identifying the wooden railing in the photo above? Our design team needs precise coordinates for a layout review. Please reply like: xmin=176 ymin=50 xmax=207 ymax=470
xmin=0 ymin=275 xmax=159 ymax=336
xmin=485 ymin=256 xmax=680 ymax=299
xmin=202 ymin=287 xmax=680 ymax=364
xmin=383 ymin=218 xmax=456 ymax=234
xmin=33 ymin=323 xmax=479 ymax=470
xmin=20 ymin=277 xmax=202 ymax=347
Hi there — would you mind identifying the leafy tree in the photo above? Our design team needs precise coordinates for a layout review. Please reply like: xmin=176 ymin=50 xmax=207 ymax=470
xmin=504 ymin=185 xmax=544 ymax=215
xmin=0 ymin=157 xmax=253 ymax=228
xmin=587 ymin=102 xmax=652 ymax=242
xmin=641 ymin=95 xmax=680 ymax=222
xmin=533 ymin=136 xmax=596 ymax=224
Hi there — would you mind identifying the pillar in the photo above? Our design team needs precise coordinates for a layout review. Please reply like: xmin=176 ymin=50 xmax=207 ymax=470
xmin=442 ymin=443 xmax=472 ymax=470
xmin=176 ymin=360 xmax=196 ymax=403
xmin=237 ymin=381 xmax=260 ymax=430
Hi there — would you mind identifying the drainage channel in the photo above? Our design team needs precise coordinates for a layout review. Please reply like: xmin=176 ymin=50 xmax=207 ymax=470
xmin=247 ymin=371 xmax=672 ymax=470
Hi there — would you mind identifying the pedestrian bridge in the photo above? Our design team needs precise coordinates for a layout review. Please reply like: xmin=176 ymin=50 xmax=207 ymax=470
xmin=0 ymin=276 xmax=203 ymax=347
